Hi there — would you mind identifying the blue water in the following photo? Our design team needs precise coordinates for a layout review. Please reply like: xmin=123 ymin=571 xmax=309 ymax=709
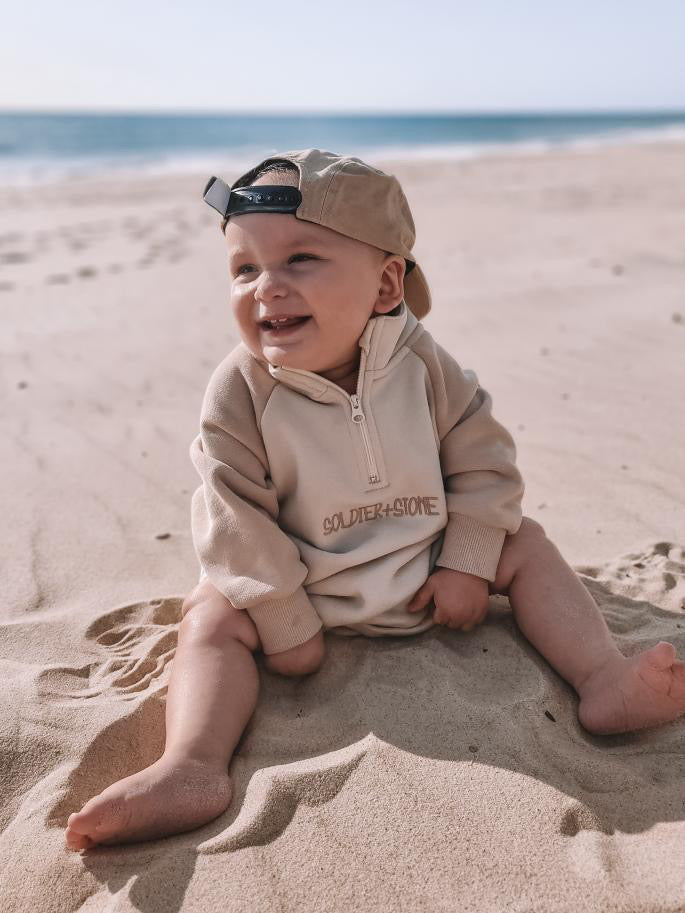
xmin=1 ymin=110 xmax=684 ymax=184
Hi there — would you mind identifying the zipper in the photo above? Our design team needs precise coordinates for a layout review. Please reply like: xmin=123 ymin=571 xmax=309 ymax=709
xmin=348 ymin=346 xmax=381 ymax=484
xmin=269 ymin=337 xmax=383 ymax=485
xmin=349 ymin=394 xmax=379 ymax=483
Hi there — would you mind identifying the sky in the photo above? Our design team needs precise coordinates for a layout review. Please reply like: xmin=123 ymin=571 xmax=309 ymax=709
xmin=2 ymin=0 xmax=684 ymax=112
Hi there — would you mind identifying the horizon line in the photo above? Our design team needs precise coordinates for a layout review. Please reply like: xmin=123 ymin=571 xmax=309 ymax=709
xmin=1 ymin=106 xmax=685 ymax=118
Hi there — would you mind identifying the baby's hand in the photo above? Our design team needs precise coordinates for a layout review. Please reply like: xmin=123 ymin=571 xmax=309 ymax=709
xmin=407 ymin=567 xmax=490 ymax=631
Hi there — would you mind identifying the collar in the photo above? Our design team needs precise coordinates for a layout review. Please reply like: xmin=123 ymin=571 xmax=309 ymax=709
xmin=262 ymin=298 xmax=417 ymax=402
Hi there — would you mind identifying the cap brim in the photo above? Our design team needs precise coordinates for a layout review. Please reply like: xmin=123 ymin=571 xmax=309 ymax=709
xmin=404 ymin=261 xmax=431 ymax=320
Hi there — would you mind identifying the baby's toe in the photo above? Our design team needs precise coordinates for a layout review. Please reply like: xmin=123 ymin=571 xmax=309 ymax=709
xmin=66 ymin=792 xmax=132 ymax=846
xmin=638 ymin=642 xmax=685 ymax=699
xmin=644 ymin=641 xmax=677 ymax=669
xmin=65 ymin=811 xmax=97 ymax=850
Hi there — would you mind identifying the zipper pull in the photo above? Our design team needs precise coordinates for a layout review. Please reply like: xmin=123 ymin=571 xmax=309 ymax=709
xmin=349 ymin=394 xmax=366 ymax=424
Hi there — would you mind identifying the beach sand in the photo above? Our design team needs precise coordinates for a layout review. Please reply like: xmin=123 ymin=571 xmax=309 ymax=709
xmin=1 ymin=140 xmax=684 ymax=912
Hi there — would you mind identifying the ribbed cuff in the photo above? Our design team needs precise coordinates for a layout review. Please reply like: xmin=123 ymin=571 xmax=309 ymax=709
xmin=434 ymin=513 xmax=507 ymax=582
xmin=245 ymin=586 xmax=323 ymax=655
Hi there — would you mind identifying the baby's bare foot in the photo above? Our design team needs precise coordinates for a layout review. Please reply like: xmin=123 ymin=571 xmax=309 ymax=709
xmin=65 ymin=755 xmax=232 ymax=850
xmin=577 ymin=641 xmax=685 ymax=735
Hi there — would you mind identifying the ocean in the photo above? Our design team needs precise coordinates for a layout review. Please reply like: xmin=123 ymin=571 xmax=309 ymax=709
xmin=1 ymin=110 xmax=684 ymax=185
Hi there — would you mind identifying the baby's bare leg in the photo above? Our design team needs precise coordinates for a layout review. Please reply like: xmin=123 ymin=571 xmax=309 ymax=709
xmin=492 ymin=517 xmax=685 ymax=734
xmin=65 ymin=581 xmax=260 ymax=850
xmin=492 ymin=518 xmax=622 ymax=688
xmin=164 ymin=586 xmax=260 ymax=763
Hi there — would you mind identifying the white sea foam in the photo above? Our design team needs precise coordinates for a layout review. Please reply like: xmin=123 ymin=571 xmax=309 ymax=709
xmin=366 ymin=123 xmax=685 ymax=165
xmin=1 ymin=124 xmax=684 ymax=187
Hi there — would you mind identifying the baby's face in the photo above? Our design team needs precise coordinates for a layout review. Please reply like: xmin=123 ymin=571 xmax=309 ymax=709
xmin=225 ymin=182 xmax=404 ymax=381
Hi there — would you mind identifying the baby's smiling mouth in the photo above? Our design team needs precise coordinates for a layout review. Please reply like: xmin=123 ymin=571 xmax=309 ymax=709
xmin=259 ymin=315 xmax=312 ymax=330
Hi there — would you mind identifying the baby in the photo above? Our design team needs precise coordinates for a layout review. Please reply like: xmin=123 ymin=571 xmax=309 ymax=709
xmin=66 ymin=148 xmax=685 ymax=851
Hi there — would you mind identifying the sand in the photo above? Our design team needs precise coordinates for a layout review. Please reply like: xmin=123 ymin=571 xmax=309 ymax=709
xmin=1 ymin=139 xmax=684 ymax=912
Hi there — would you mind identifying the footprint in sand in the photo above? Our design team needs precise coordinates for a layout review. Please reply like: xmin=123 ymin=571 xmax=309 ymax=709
xmin=87 ymin=598 xmax=181 ymax=696
xmin=37 ymin=597 xmax=181 ymax=702
xmin=576 ymin=541 xmax=685 ymax=615
xmin=76 ymin=266 xmax=97 ymax=279
xmin=0 ymin=231 xmax=24 ymax=245
xmin=160 ymin=242 xmax=189 ymax=263
xmin=46 ymin=273 xmax=71 ymax=285
xmin=0 ymin=250 xmax=30 ymax=264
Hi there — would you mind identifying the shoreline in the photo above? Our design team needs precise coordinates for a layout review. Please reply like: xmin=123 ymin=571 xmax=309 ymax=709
xmin=1 ymin=128 xmax=685 ymax=189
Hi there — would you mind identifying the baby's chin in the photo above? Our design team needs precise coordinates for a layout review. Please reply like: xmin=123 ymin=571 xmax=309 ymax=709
xmin=242 ymin=327 xmax=361 ymax=377
xmin=243 ymin=339 xmax=313 ymax=371
xmin=248 ymin=347 xmax=357 ymax=384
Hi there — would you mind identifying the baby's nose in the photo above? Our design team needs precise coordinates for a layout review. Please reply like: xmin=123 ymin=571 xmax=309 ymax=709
xmin=255 ymin=270 xmax=288 ymax=301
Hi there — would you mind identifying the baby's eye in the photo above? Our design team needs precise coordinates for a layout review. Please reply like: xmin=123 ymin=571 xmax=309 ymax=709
xmin=234 ymin=253 xmax=316 ymax=276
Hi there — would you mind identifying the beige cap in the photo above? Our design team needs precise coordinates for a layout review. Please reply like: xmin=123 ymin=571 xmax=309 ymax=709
xmin=225 ymin=148 xmax=432 ymax=320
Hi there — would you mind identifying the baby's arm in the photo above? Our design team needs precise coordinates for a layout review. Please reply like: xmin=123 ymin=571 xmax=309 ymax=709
xmin=410 ymin=336 xmax=525 ymax=626
xmin=190 ymin=357 xmax=322 ymax=654
xmin=419 ymin=337 xmax=524 ymax=580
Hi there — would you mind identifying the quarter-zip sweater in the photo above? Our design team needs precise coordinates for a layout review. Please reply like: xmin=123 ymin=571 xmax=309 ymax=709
xmin=190 ymin=299 xmax=524 ymax=655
